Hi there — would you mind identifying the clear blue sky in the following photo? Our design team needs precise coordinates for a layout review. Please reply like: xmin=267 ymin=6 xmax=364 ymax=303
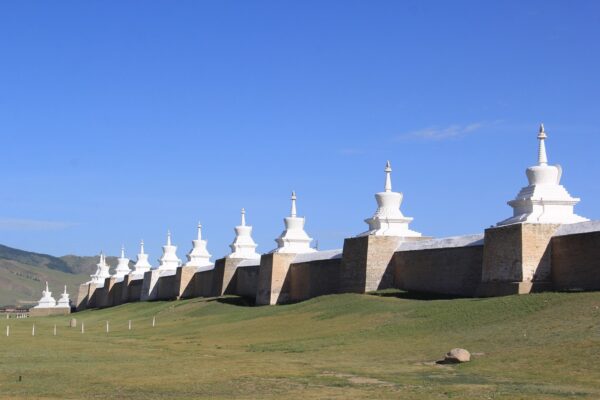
xmin=0 ymin=1 xmax=599 ymax=259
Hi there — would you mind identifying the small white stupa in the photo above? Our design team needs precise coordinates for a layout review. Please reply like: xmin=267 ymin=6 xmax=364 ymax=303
xmin=33 ymin=281 xmax=57 ymax=308
xmin=497 ymin=124 xmax=588 ymax=226
xmin=132 ymin=240 xmax=152 ymax=278
xmin=228 ymin=208 xmax=260 ymax=259
xmin=359 ymin=161 xmax=422 ymax=238
xmin=89 ymin=252 xmax=111 ymax=285
xmin=184 ymin=223 xmax=213 ymax=269
xmin=113 ymin=245 xmax=131 ymax=279
xmin=56 ymin=285 xmax=71 ymax=308
xmin=273 ymin=191 xmax=316 ymax=254
xmin=157 ymin=230 xmax=182 ymax=272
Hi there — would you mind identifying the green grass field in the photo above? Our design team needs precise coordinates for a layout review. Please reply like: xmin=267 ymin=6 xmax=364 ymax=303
xmin=1 ymin=291 xmax=600 ymax=399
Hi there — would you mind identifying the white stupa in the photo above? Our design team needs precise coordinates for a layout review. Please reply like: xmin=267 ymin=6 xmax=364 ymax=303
xmin=157 ymin=230 xmax=182 ymax=272
xmin=56 ymin=285 xmax=71 ymax=308
xmin=273 ymin=191 xmax=316 ymax=254
xmin=113 ymin=245 xmax=131 ymax=279
xmin=33 ymin=281 xmax=57 ymax=308
xmin=228 ymin=208 xmax=260 ymax=259
xmin=359 ymin=161 xmax=422 ymax=238
xmin=89 ymin=252 xmax=111 ymax=285
xmin=184 ymin=223 xmax=213 ymax=269
xmin=132 ymin=240 xmax=152 ymax=278
xmin=497 ymin=124 xmax=588 ymax=226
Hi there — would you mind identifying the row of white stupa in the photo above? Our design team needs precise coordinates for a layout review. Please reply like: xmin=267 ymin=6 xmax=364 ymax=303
xmin=33 ymin=282 xmax=71 ymax=309
xmin=86 ymin=124 xmax=588 ymax=285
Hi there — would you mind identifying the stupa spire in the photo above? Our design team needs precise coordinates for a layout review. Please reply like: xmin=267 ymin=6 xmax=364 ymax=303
xmin=384 ymin=160 xmax=392 ymax=192
xmin=120 ymin=245 xmax=125 ymax=258
xmin=241 ymin=208 xmax=246 ymax=226
xmin=167 ymin=230 xmax=172 ymax=246
xmin=290 ymin=191 xmax=297 ymax=217
xmin=197 ymin=222 xmax=202 ymax=240
xmin=140 ymin=240 xmax=145 ymax=255
xmin=538 ymin=123 xmax=548 ymax=166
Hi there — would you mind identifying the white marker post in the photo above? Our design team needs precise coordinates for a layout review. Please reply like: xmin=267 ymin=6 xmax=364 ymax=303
xmin=53 ymin=324 xmax=57 ymax=336
xmin=32 ymin=324 xmax=35 ymax=336
xmin=81 ymin=322 xmax=85 ymax=334
xmin=128 ymin=320 xmax=132 ymax=331
xmin=106 ymin=321 xmax=109 ymax=334
xmin=6 ymin=326 xmax=9 ymax=337
xmin=152 ymin=316 xmax=156 ymax=327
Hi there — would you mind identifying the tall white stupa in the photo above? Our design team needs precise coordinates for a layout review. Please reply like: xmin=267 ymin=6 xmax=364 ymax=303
xmin=132 ymin=240 xmax=152 ymax=278
xmin=359 ymin=161 xmax=422 ymax=238
xmin=113 ymin=245 xmax=131 ymax=279
xmin=497 ymin=124 xmax=588 ymax=226
xmin=157 ymin=230 xmax=182 ymax=272
xmin=56 ymin=285 xmax=71 ymax=308
xmin=273 ymin=191 xmax=316 ymax=254
xmin=184 ymin=223 xmax=213 ymax=269
xmin=89 ymin=252 xmax=111 ymax=285
xmin=33 ymin=281 xmax=57 ymax=308
xmin=228 ymin=208 xmax=260 ymax=259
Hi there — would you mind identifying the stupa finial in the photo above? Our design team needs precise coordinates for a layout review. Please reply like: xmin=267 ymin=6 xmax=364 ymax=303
xmin=384 ymin=160 xmax=392 ymax=192
xmin=63 ymin=285 xmax=67 ymax=295
xmin=140 ymin=240 xmax=145 ymax=254
xmin=45 ymin=281 xmax=49 ymax=292
xmin=537 ymin=123 xmax=548 ymax=166
xmin=241 ymin=208 xmax=246 ymax=226
xmin=120 ymin=245 xmax=125 ymax=258
xmin=290 ymin=191 xmax=297 ymax=217
xmin=197 ymin=222 xmax=202 ymax=240
xmin=167 ymin=230 xmax=172 ymax=246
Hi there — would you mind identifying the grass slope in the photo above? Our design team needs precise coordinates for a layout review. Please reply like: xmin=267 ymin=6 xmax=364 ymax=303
xmin=1 ymin=291 xmax=600 ymax=399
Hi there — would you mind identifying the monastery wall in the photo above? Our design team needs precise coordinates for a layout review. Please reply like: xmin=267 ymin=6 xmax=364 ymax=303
xmin=234 ymin=264 xmax=260 ymax=299
xmin=74 ymin=222 xmax=600 ymax=312
xmin=289 ymin=251 xmax=343 ymax=302
xmin=551 ymin=222 xmax=600 ymax=291
xmin=393 ymin=235 xmax=484 ymax=297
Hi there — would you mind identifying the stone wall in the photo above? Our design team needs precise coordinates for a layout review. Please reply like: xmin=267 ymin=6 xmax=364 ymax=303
xmin=552 ymin=230 xmax=600 ymax=290
xmin=393 ymin=241 xmax=483 ymax=296
xmin=235 ymin=265 xmax=260 ymax=299
xmin=68 ymin=221 xmax=600 ymax=314
xmin=289 ymin=257 xmax=342 ymax=302
xmin=29 ymin=307 xmax=71 ymax=317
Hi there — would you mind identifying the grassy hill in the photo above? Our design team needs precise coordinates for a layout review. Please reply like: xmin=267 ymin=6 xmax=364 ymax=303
xmin=1 ymin=291 xmax=600 ymax=399
xmin=0 ymin=244 xmax=121 ymax=307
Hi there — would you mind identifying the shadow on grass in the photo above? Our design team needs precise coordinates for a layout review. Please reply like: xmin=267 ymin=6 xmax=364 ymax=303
xmin=369 ymin=289 xmax=468 ymax=301
xmin=211 ymin=296 xmax=256 ymax=307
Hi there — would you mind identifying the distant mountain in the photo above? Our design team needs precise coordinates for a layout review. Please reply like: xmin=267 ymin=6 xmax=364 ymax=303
xmin=0 ymin=244 xmax=125 ymax=307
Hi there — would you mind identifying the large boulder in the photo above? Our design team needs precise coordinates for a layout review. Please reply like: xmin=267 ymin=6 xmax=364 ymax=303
xmin=444 ymin=348 xmax=470 ymax=363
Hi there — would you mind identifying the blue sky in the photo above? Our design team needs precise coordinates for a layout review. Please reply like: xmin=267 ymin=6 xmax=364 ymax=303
xmin=0 ymin=1 xmax=599 ymax=260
